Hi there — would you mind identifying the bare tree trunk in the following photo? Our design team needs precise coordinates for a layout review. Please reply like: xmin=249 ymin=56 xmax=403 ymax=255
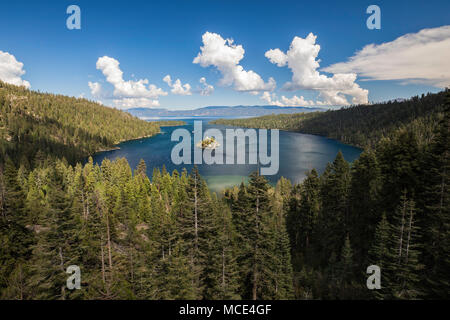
xmin=97 ymin=192 xmax=107 ymax=288
xmin=221 ymin=210 xmax=226 ymax=293
xmin=252 ymin=195 xmax=260 ymax=300
xmin=437 ymin=174 xmax=445 ymax=243
xmin=398 ymin=195 xmax=407 ymax=262
xmin=19 ymin=264 xmax=23 ymax=300
xmin=86 ymin=192 xmax=90 ymax=220
xmin=130 ymin=249 xmax=134 ymax=282
xmin=106 ymin=211 xmax=113 ymax=272
xmin=0 ymin=169 xmax=6 ymax=220
xmin=194 ymin=174 xmax=198 ymax=251
xmin=81 ymin=192 xmax=86 ymax=220
xmin=440 ymin=172 xmax=445 ymax=216
xmin=405 ymin=203 xmax=414 ymax=264
xmin=252 ymin=246 xmax=258 ymax=300
xmin=58 ymin=247 xmax=65 ymax=300
xmin=101 ymin=240 xmax=106 ymax=284
xmin=222 ymin=247 xmax=225 ymax=289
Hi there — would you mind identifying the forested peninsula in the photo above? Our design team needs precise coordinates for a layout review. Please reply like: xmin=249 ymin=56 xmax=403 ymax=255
xmin=211 ymin=91 xmax=447 ymax=149
xmin=0 ymin=81 xmax=183 ymax=165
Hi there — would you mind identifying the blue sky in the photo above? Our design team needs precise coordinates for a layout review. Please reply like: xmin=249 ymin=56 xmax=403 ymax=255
xmin=0 ymin=0 xmax=449 ymax=110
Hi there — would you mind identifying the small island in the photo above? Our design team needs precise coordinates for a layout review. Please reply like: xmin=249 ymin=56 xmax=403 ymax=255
xmin=196 ymin=136 xmax=220 ymax=149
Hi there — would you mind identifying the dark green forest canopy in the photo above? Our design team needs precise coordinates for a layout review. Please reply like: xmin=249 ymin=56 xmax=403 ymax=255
xmin=0 ymin=81 xmax=183 ymax=166
xmin=0 ymin=81 xmax=448 ymax=300
xmin=212 ymin=90 xmax=448 ymax=148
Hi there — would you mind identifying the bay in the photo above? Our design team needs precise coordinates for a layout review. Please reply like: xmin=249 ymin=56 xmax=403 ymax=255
xmin=92 ymin=118 xmax=362 ymax=193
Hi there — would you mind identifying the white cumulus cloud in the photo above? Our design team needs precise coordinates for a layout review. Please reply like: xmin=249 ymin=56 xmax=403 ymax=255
xmin=88 ymin=81 xmax=102 ymax=97
xmin=0 ymin=51 xmax=30 ymax=88
xmin=199 ymin=77 xmax=214 ymax=96
xmin=94 ymin=56 xmax=167 ymax=108
xmin=193 ymin=32 xmax=276 ymax=92
xmin=113 ymin=98 xmax=160 ymax=108
xmin=322 ymin=25 xmax=450 ymax=88
xmin=260 ymin=91 xmax=316 ymax=107
xmin=163 ymin=75 xmax=192 ymax=95
xmin=265 ymin=33 xmax=368 ymax=106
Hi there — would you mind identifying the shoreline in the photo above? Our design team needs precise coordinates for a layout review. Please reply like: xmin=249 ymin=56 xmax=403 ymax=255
xmin=209 ymin=122 xmax=364 ymax=150
xmin=89 ymin=120 xmax=186 ymax=156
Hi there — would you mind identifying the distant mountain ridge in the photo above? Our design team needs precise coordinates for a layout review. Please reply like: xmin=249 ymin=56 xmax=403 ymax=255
xmin=126 ymin=105 xmax=324 ymax=118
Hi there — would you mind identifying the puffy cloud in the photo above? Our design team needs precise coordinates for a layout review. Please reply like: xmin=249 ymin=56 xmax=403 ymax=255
xmin=193 ymin=32 xmax=276 ymax=92
xmin=260 ymin=91 xmax=316 ymax=107
xmin=199 ymin=77 xmax=214 ymax=96
xmin=260 ymin=92 xmax=278 ymax=105
xmin=265 ymin=48 xmax=288 ymax=67
xmin=265 ymin=33 xmax=368 ymax=105
xmin=323 ymin=25 xmax=450 ymax=88
xmin=113 ymin=98 xmax=160 ymax=108
xmin=88 ymin=81 xmax=102 ymax=97
xmin=163 ymin=75 xmax=192 ymax=95
xmin=94 ymin=56 xmax=167 ymax=108
xmin=0 ymin=51 xmax=30 ymax=88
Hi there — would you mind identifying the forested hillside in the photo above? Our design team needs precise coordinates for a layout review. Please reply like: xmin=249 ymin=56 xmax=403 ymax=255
xmin=0 ymin=81 xmax=163 ymax=165
xmin=212 ymin=90 xmax=448 ymax=148
xmin=0 ymin=82 xmax=294 ymax=300
xmin=0 ymin=159 xmax=294 ymax=299
xmin=0 ymin=82 xmax=448 ymax=300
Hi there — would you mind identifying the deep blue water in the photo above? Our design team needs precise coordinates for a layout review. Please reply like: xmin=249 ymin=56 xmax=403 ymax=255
xmin=92 ymin=118 xmax=362 ymax=193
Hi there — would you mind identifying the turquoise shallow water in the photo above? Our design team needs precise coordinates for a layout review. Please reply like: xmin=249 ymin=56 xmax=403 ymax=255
xmin=91 ymin=118 xmax=362 ymax=193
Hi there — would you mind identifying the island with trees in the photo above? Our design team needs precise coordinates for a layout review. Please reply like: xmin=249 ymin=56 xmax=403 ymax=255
xmin=196 ymin=136 xmax=220 ymax=149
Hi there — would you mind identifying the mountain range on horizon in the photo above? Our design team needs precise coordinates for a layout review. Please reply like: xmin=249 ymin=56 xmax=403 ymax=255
xmin=126 ymin=105 xmax=325 ymax=118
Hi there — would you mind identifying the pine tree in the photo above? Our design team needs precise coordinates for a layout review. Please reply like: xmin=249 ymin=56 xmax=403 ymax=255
xmin=176 ymin=166 xmax=211 ymax=298
xmin=155 ymin=243 xmax=196 ymax=299
xmin=202 ymin=201 xmax=240 ymax=299
xmin=420 ymin=94 xmax=450 ymax=298
xmin=334 ymin=234 xmax=363 ymax=299
xmin=389 ymin=193 xmax=423 ymax=299
xmin=377 ymin=129 xmax=422 ymax=217
xmin=26 ymin=167 xmax=78 ymax=299
xmin=241 ymin=172 xmax=278 ymax=299
xmin=339 ymin=235 xmax=354 ymax=282
xmin=349 ymin=150 xmax=381 ymax=265
xmin=318 ymin=152 xmax=350 ymax=266
xmin=272 ymin=209 xmax=295 ymax=299
xmin=287 ymin=169 xmax=320 ymax=267
xmin=0 ymin=157 xmax=33 ymax=298
xmin=136 ymin=159 xmax=147 ymax=178
xmin=368 ymin=213 xmax=393 ymax=299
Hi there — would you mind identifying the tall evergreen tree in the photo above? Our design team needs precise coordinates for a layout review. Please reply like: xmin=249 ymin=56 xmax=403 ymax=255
xmin=202 ymin=201 xmax=240 ymax=299
xmin=176 ymin=166 xmax=211 ymax=298
xmin=0 ymin=158 xmax=33 ymax=298
xmin=420 ymin=94 xmax=450 ymax=298
xmin=368 ymin=213 xmax=393 ymax=299
xmin=389 ymin=193 xmax=423 ymax=299
xmin=287 ymin=169 xmax=320 ymax=267
xmin=349 ymin=150 xmax=382 ymax=265
xmin=318 ymin=152 xmax=350 ymax=265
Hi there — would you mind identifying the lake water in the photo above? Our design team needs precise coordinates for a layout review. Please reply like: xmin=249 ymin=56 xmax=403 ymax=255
xmin=92 ymin=118 xmax=362 ymax=193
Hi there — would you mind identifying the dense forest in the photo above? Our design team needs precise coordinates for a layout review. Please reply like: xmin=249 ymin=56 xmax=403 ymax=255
xmin=0 ymin=83 xmax=449 ymax=299
xmin=212 ymin=91 xmax=447 ymax=149
xmin=0 ymin=81 xmax=183 ymax=166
